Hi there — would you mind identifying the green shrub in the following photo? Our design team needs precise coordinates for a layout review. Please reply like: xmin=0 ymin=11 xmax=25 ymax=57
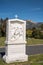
xmin=32 ymin=30 xmax=42 ymax=39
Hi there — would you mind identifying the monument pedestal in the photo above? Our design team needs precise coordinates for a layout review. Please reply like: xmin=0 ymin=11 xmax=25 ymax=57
xmin=3 ymin=18 xmax=28 ymax=63
xmin=3 ymin=43 xmax=28 ymax=63
xmin=3 ymin=54 xmax=28 ymax=63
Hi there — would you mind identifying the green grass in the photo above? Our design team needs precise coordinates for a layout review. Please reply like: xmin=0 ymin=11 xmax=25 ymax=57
xmin=27 ymin=38 xmax=43 ymax=45
xmin=0 ymin=37 xmax=5 ymax=47
xmin=0 ymin=37 xmax=43 ymax=64
xmin=0 ymin=37 xmax=43 ymax=47
xmin=30 ymin=63 xmax=43 ymax=65
xmin=29 ymin=54 xmax=43 ymax=63
xmin=0 ymin=54 xmax=43 ymax=65
xmin=29 ymin=54 xmax=43 ymax=65
xmin=0 ymin=60 xmax=29 ymax=65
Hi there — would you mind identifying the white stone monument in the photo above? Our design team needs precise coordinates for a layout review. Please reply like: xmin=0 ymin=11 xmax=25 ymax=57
xmin=3 ymin=18 xmax=28 ymax=63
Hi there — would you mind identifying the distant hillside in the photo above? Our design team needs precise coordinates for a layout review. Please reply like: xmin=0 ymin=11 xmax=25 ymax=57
xmin=26 ymin=20 xmax=37 ymax=29
xmin=0 ymin=19 xmax=43 ymax=30
xmin=26 ymin=20 xmax=43 ymax=29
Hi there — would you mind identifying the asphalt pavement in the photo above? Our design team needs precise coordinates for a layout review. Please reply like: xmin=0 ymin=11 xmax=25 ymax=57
xmin=26 ymin=45 xmax=43 ymax=55
xmin=0 ymin=45 xmax=43 ymax=58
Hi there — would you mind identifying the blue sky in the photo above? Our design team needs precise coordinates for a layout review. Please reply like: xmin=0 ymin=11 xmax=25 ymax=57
xmin=0 ymin=0 xmax=43 ymax=22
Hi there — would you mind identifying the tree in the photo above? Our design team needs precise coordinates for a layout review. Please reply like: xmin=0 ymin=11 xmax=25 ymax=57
xmin=0 ymin=18 xmax=8 ymax=36
xmin=40 ymin=24 xmax=43 ymax=30
xmin=32 ymin=27 xmax=41 ymax=39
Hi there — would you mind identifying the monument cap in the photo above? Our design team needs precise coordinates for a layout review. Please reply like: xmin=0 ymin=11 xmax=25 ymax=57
xmin=15 ymin=14 xmax=18 ymax=19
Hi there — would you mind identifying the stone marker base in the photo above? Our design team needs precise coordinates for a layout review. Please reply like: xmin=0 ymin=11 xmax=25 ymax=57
xmin=3 ymin=44 xmax=28 ymax=63
xmin=3 ymin=54 xmax=28 ymax=63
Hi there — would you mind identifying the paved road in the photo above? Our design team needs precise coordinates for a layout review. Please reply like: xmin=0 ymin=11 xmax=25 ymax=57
xmin=0 ymin=47 xmax=5 ymax=58
xmin=0 ymin=45 xmax=43 ymax=58
xmin=26 ymin=45 xmax=43 ymax=55
xmin=0 ymin=47 xmax=5 ymax=52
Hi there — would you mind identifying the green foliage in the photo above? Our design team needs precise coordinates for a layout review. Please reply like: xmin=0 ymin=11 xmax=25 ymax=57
xmin=40 ymin=32 xmax=43 ymax=39
xmin=0 ymin=28 xmax=1 ymax=37
xmin=26 ymin=27 xmax=43 ymax=39
xmin=40 ymin=24 xmax=43 ymax=30
xmin=26 ymin=29 xmax=32 ymax=38
xmin=0 ymin=18 xmax=8 ymax=37
xmin=32 ymin=30 xmax=41 ymax=39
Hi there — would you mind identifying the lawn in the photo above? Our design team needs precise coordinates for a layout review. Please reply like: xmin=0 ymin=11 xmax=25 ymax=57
xmin=29 ymin=54 xmax=43 ymax=63
xmin=0 ymin=23 xmax=43 ymax=65
xmin=0 ymin=37 xmax=43 ymax=47
xmin=0 ymin=37 xmax=43 ymax=65
xmin=0 ymin=54 xmax=43 ymax=65
xmin=0 ymin=37 xmax=5 ymax=47
xmin=27 ymin=38 xmax=43 ymax=45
